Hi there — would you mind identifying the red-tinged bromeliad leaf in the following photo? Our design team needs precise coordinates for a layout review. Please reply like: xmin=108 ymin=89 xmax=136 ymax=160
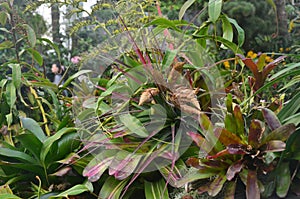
xmin=261 ymin=108 xmax=281 ymax=131
xmin=260 ymin=123 xmax=296 ymax=146
xmin=226 ymin=159 xmax=244 ymax=181
xmin=248 ymin=119 xmax=264 ymax=148
xmin=246 ymin=170 xmax=260 ymax=199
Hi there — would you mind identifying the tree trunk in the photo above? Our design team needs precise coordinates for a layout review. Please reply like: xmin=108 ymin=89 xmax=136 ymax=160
xmin=274 ymin=0 xmax=289 ymax=42
xmin=51 ymin=4 xmax=60 ymax=45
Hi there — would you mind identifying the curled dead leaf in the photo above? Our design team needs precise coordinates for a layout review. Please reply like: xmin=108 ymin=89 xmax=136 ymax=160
xmin=138 ymin=88 xmax=159 ymax=106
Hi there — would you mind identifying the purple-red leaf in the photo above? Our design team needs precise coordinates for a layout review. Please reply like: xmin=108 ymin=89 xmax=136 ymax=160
xmin=262 ymin=140 xmax=286 ymax=153
xmin=227 ymin=144 xmax=249 ymax=155
xmin=218 ymin=128 xmax=245 ymax=146
xmin=226 ymin=159 xmax=244 ymax=180
xmin=207 ymin=174 xmax=227 ymax=197
xmin=261 ymin=123 xmax=296 ymax=146
xmin=263 ymin=55 xmax=286 ymax=79
xmin=237 ymin=54 xmax=259 ymax=78
xmin=207 ymin=148 xmax=230 ymax=159
xmin=262 ymin=108 xmax=281 ymax=131
xmin=246 ymin=170 xmax=260 ymax=199
xmin=248 ymin=119 xmax=264 ymax=148
xmin=187 ymin=131 xmax=214 ymax=154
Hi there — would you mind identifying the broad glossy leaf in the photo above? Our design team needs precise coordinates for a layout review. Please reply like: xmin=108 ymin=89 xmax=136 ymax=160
xmin=246 ymin=170 xmax=260 ymax=199
xmin=207 ymin=174 xmax=227 ymax=197
xmin=40 ymin=127 xmax=76 ymax=164
xmin=221 ymin=14 xmax=233 ymax=49
xmin=145 ymin=18 xmax=181 ymax=31
xmin=6 ymin=82 xmax=16 ymax=110
xmin=0 ymin=148 xmax=36 ymax=163
xmin=0 ymin=40 xmax=14 ymax=50
xmin=262 ymin=108 xmax=281 ymax=131
xmin=145 ymin=178 xmax=169 ymax=199
xmin=261 ymin=123 xmax=295 ymax=146
xmin=23 ymin=24 xmax=36 ymax=47
xmin=276 ymin=162 xmax=290 ymax=198
xmin=21 ymin=117 xmax=46 ymax=143
xmin=248 ymin=119 xmax=263 ymax=148
xmin=16 ymin=133 xmax=42 ymax=161
xmin=228 ymin=17 xmax=245 ymax=47
xmin=0 ymin=11 xmax=8 ymax=26
xmin=50 ymin=182 xmax=92 ymax=198
xmin=179 ymin=0 xmax=196 ymax=20
xmin=26 ymin=48 xmax=43 ymax=66
xmin=208 ymin=0 xmax=222 ymax=23
xmin=119 ymin=113 xmax=148 ymax=137
xmin=226 ymin=159 xmax=244 ymax=181
xmin=192 ymin=35 xmax=243 ymax=54
xmin=62 ymin=70 xmax=92 ymax=88
xmin=10 ymin=64 xmax=21 ymax=89
xmin=99 ymin=176 xmax=128 ymax=199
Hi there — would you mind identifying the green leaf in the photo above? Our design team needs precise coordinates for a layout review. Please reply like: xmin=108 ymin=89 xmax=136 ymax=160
xmin=0 ymin=147 xmax=37 ymax=163
xmin=261 ymin=123 xmax=295 ymax=146
xmin=21 ymin=117 xmax=46 ymax=143
xmin=179 ymin=0 xmax=196 ymax=20
xmin=40 ymin=127 xmax=76 ymax=164
xmin=176 ymin=169 xmax=217 ymax=187
xmin=9 ymin=64 xmax=21 ymax=89
xmin=162 ymin=49 xmax=178 ymax=71
xmin=276 ymin=162 xmax=290 ymax=198
xmin=278 ymin=91 xmax=300 ymax=122
xmin=16 ymin=133 xmax=43 ymax=161
xmin=0 ymin=193 xmax=21 ymax=199
xmin=208 ymin=0 xmax=222 ymax=23
xmin=0 ymin=11 xmax=8 ymax=26
xmin=62 ymin=69 xmax=92 ymax=88
xmin=50 ymin=182 xmax=92 ymax=198
xmin=6 ymin=82 xmax=16 ymax=110
xmin=220 ymin=14 xmax=233 ymax=49
xmin=145 ymin=178 xmax=169 ymax=199
xmin=99 ymin=177 xmax=128 ymax=199
xmin=192 ymin=34 xmax=243 ymax=54
xmin=145 ymin=18 xmax=181 ymax=32
xmin=257 ymin=53 xmax=267 ymax=72
xmin=119 ymin=113 xmax=148 ymax=138
xmin=228 ymin=17 xmax=245 ymax=47
xmin=26 ymin=48 xmax=43 ymax=66
xmin=6 ymin=113 xmax=13 ymax=127
xmin=0 ymin=40 xmax=14 ymax=50
xmin=23 ymin=24 xmax=36 ymax=47
xmin=38 ymin=38 xmax=61 ymax=62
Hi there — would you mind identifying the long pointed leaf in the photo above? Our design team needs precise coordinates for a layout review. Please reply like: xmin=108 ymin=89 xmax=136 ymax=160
xmin=262 ymin=108 xmax=281 ymax=131
xmin=145 ymin=178 xmax=169 ymax=199
xmin=21 ymin=117 xmax=46 ymax=143
xmin=260 ymin=123 xmax=295 ymax=146
xmin=246 ymin=170 xmax=260 ymax=199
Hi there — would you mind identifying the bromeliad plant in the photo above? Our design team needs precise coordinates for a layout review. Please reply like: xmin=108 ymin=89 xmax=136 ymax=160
xmin=182 ymin=95 xmax=296 ymax=199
